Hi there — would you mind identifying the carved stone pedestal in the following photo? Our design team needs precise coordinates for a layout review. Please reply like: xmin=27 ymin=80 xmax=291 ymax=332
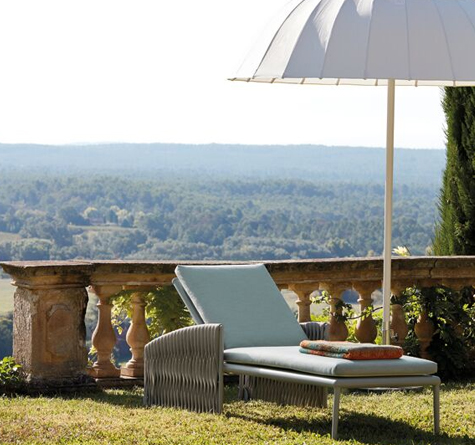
xmin=2 ymin=261 xmax=95 ymax=392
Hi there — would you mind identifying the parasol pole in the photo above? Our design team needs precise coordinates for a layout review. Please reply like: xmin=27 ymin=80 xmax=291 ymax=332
xmin=382 ymin=78 xmax=396 ymax=345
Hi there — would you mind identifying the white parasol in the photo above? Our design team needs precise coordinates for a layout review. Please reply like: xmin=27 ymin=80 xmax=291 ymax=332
xmin=230 ymin=0 xmax=475 ymax=343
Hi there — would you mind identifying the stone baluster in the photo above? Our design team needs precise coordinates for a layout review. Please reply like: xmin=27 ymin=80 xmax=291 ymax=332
xmin=443 ymin=280 xmax=470 ymax=337
xmin=121 ymin=290 xmax=151 ymax=378
xmin=414 ymin=279 xmax=468 ymax=359
xmin=390 ymin=282 xmax=410 ymax=348
xmin=89 ymin=285 xmax=121 ymax=379
xmin=287 ymin=283 xmax=318 ymax=323
xmin=414 ymin=310 xmax=435 ymax=360
xmin=441 ymin=279 xmax=468 ymax=292
xmin=353 ymin=281 xmax=378 ymax=344
xmin=319 ymin=282 xmax=350 ymax=341
xmin=413 ymin=280 xmax=436 ymax=360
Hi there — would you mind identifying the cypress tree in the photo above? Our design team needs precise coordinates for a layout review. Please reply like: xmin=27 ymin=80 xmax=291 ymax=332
xmin=433 ymin=87 xmax=475 ymax=255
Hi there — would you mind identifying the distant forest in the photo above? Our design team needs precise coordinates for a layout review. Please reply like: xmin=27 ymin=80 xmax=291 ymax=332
xmin=0 ymin=142 xmax=445 ymax=183
xmin=0 ymin=143 xmax=444 ymax=262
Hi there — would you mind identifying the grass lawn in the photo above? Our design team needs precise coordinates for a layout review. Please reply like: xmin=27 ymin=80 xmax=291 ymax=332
xmin=0 ymin=382 xmax=473 ymax=444
xmin=0 ymin=232 xmax=20 ymax=243
xmin=0 ymin=279 xmax=13 ymax=315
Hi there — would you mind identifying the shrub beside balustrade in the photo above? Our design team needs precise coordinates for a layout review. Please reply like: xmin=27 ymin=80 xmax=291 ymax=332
xmin=401 ymin=285 xmax=475 ymax=379
xmin=0 ymin=257 xmax=474 ymax=391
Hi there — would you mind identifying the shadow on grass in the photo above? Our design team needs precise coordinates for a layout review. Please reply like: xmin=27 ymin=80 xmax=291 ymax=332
xmin=22 ymin=384 xmax=238 ymax=409
xmin=53 ymin=387 xmax=145 ymax=408
xmin=45 ymin=384 xmax=474 ymax=444
xmin=230 ymin=409 xmax=475 ymax=445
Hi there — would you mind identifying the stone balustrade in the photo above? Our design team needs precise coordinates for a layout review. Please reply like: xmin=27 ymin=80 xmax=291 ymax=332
xmin=1 ymin=257 xmax=474 ymax=390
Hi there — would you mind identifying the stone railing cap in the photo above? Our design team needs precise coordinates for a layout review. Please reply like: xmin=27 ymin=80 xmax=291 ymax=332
xmin=1 ymin=260 xmax=93 ymax=275
xmin=2 ymin=256 xmax=475 ymax=287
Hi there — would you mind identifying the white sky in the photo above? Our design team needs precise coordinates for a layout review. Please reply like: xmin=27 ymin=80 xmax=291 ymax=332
xmin=0 ymin=0 xmax=446 ymax=148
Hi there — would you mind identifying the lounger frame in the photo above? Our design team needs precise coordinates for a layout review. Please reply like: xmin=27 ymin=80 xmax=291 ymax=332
xmin=144 ymin=323 xmax=441 ymax=440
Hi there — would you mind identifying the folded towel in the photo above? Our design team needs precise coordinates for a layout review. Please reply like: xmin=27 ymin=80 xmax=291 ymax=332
xmin=299 ymin=340 xmax=403 ymax=360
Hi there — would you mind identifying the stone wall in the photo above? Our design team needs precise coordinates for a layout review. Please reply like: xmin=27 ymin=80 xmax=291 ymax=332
xmin=1 ymin=257 xmax=474 ymax=390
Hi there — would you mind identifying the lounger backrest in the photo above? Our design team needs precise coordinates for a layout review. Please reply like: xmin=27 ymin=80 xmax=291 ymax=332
xmin=174 ymin=264 xmax=307 ymax=349
xmin=173 ymin=276 xmax=205 ymax=325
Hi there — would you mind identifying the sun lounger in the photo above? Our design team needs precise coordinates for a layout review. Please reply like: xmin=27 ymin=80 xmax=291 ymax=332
xmin=144 ymin=264 xmax=440 ymax=440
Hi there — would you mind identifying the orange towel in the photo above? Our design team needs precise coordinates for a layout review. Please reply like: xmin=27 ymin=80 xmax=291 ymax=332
xmin=300 ymin=340 xmax=403 ymax=360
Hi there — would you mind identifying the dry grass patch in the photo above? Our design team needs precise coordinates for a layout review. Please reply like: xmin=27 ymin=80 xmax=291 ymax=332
xmin=0 ymin=279 xmax=14 ymax=315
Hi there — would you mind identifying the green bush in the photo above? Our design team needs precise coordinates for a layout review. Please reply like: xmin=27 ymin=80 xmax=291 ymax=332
xmin=110 ymin=286 xmax=192 ymax=340
xmin=0 ymin=356 xmax=23 ymax=394
xmin=402 ymin=285 xmax=475 ymax=380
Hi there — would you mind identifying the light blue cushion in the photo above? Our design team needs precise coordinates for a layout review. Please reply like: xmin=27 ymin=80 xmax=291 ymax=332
xmin=172 ymin=277 xmax=205 ymax=324
xmin=224 ymin=346 xmax=438 ymax=377
xmin=175 ymin=264 xmax=307 ymax=349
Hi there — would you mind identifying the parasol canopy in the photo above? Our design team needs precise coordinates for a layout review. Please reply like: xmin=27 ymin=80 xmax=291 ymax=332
xmin=230 ymin=0 xmax=475 ymax=343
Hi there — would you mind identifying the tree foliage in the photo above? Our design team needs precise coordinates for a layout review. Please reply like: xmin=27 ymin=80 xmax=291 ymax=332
xmin=0 ymin=173 xmax=438 ymax=262
xmin=0 ymin=314 xmax=13 ymax=358
xmin=434 ymin=87 xmax=475 ymax=254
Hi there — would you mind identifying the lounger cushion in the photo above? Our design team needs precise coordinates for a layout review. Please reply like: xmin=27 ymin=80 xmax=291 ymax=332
xmin=175 ymin=264 xmax=307 ymax=349
xmin=224 ymin=346 xmax=437 ymax=377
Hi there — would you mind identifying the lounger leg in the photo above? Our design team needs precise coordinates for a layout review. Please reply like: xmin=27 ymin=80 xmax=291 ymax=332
xmin=433 ymin=384 xmax=440 ymax=434
xmin=332 ymin=387 xmax=341 ymax=440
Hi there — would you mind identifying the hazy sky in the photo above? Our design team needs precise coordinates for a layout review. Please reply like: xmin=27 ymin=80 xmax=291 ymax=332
xmin=0 ymin=0 xmax=446 ymax=148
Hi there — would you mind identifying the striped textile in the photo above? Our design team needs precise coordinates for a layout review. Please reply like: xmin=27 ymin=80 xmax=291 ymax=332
xmin=299 ymin=340 xmax=403 ymax=360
